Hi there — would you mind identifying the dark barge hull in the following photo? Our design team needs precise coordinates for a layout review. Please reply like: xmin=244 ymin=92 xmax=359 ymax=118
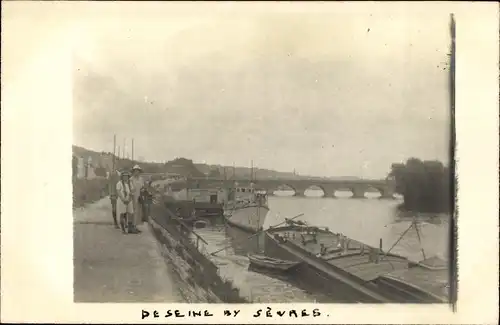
xmin=264 ymin=229 xmax=388 ymax=303
xmin=264 ymin=227 xmax=445 ymax=303
xmin=372 ymin=275 xmax=447 ymax=303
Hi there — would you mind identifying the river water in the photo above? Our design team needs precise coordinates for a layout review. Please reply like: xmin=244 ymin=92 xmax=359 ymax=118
xmin=189 ymin=190 xmax=450 ymax=303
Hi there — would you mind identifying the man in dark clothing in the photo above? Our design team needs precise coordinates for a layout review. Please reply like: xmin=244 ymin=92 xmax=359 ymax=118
xmin=109 ymin=170 xmax=120 ymax=228
xmin=139 ymin=180 xmax=153 ymax=222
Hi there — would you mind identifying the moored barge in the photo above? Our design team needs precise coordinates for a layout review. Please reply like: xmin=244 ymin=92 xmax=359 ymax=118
xmin=264 ymin=220 xmax=449 ymax=303
xmin=155 ymin=182 xmax=224 ymax=221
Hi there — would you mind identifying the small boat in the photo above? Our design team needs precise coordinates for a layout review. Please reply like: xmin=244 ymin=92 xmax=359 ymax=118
xmin=247 ymin=254 xmax=301 ymax=272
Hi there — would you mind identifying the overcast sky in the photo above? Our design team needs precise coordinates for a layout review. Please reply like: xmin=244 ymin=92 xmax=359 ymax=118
xmin=72 ymin=3 xmax=452 ymax=178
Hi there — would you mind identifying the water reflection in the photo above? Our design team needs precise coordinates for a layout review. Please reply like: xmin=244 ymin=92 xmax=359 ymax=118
xmin=364 ymin=189 xmax=382 ymax=199
xmin=333 ymin=190 xmax=354 ymax=198
xmin=273 ymin=190 xmax=295 ymax=197
xmin=275 ymin=189 xmax=398 ymax=199
xmin=224 ymin=225 xmax=264 ymax=256
xmin=304 ymin=187 xmax=325 ymax=197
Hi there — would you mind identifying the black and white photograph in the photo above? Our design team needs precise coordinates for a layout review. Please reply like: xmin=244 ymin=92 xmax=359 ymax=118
xmin=2 ymin=1 xmax=499 ymax=324
xmin=72 ymin=3 xmax=455 ymax=305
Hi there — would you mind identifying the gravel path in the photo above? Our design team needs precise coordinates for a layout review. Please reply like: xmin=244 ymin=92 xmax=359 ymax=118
xmin=73 ymin=198 xmax=183 ymax=302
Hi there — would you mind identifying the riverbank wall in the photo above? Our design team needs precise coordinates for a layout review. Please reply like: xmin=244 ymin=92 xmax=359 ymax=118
xmin=149 ymin=201 xmax=248 ymax=303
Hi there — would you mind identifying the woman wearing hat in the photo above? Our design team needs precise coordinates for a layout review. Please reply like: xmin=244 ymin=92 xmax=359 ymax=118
xmin=130 ymin=164 xmax=146 ymax=226
xmin=116 ymin=170 xmax=139 ymax=234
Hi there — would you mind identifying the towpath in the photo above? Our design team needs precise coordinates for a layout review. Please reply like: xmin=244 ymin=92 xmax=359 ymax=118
xmin=73 ymin=197 xmax=183 ymax=302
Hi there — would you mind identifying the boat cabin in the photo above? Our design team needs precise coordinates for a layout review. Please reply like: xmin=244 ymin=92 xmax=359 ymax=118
xmin=224 ymin=186 xmax=267 ymax=206
xmin=173 ymin=188 xmax=222 ymax=204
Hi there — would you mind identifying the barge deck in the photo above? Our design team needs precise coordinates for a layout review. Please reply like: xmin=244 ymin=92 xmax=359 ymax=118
xmin=264 ymin=223 xmax=449 ymax=303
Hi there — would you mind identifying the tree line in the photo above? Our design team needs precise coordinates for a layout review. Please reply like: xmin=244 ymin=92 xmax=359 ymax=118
xmin=389 ymin=158 xmax=453 ymax=214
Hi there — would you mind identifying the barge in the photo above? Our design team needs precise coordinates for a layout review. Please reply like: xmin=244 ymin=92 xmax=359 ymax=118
xmin=155 ymin=182 xmax=224 ymax=222
xmin=264 ymin=219 xmax=449 ymax=303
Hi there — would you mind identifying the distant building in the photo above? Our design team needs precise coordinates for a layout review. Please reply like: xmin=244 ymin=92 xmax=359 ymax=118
xmin=72 ymin=155 xmax=100 ymax=180
xmin=86 ymin=157 xmax=97 ymax=179
xmin=76 ymin=156 xmax=86 ymax=179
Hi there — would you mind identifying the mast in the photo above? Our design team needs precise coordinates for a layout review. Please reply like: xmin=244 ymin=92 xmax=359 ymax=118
xmin=257 ymin=202 xmax=261 ymax=252
xmin=131 ymin=138 xmax=134 ymax=161
xmin=112 ymin=134 xmax=116 ymax=173
xmin=251 ymin=160 xmax=254 ymax=182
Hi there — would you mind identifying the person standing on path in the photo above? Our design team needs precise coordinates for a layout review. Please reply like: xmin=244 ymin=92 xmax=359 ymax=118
xmin=139 ymin=179 xmax=153 ymax=222
xmin=108 ymin=169 xmax=120 ymax=229
xmin=130 ymin=165 xmax=145 ymax=226
xmin=116 ymin=170 xmax=140 ymax=234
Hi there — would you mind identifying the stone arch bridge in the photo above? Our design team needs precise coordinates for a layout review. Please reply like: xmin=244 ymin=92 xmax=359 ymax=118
xmin=176 ymin=177 xmax=396 ymax=199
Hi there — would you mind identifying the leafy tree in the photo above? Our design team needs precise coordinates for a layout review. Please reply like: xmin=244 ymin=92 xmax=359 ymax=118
xmin=389 ymin=158 xmax=452 ymax=213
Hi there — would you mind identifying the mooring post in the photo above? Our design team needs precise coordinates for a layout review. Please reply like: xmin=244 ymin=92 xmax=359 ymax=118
xmin=377 ymin=238 xmax=383 ymax=264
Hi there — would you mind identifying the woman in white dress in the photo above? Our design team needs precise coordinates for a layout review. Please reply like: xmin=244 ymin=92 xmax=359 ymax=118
xmin=116 ymin=170 xmax=139 ymax=234
xmin=130 ymin=164 xmax=145 ymax=225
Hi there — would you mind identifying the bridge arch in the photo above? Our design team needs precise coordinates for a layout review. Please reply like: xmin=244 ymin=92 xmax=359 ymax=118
xmin=364 ymin=186 xmax=382 ymax=199
xmin=272 ymin=184 xmax=297 ymax=197
xmin=371 ymin=186 xmax=397 ymax=199
xmin=304 ymin=185 xmax=326 ymax=197
xmin=333 ymin=188 xmax=354 ymax=198
xmin=178 ymin=178 xmax=396 ymax=200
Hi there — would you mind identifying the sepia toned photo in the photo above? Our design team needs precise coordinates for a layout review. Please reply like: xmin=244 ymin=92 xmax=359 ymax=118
xmin=3 ymin=1 xmax=500 ymax=323
xmin=71 ymin=5 xmax=457 ymax=306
